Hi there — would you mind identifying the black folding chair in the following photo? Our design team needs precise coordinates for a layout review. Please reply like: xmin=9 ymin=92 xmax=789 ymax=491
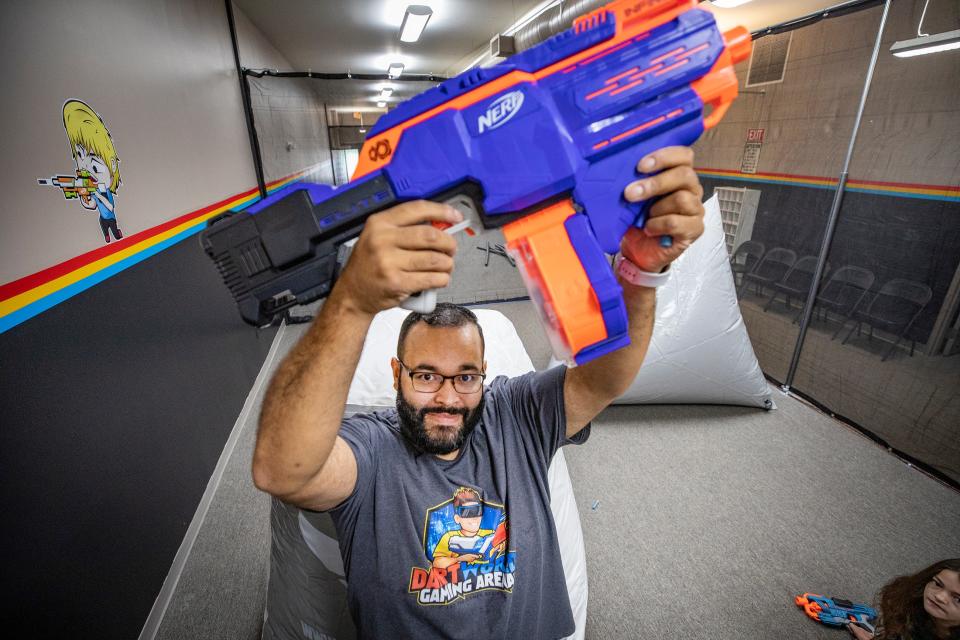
xmin=730 ymin=240 xmax=765 ymax=293
xmin=763 ymin=255 xmax=828 ymax=313
xmin=811 ymin=266 xmax=876 ymax=337
xmin=742 ymin=247 xmax=796 ymax=298
xmin=842 ymin=278 xmax=933 ymax=361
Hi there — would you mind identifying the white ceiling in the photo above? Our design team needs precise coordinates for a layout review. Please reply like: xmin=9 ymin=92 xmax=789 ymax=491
xmin=700 ymin=0 xmax=854 ymax=33
xmin=233 ymin=0 xmax=548 ymax=77
xmin=234 ymin=0 xmax=856 ymax=112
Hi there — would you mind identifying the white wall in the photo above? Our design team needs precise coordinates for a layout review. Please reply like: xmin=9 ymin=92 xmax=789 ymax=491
xmin=0 ymin=0 xmax=264 ymax=283
xmin=0 ymin=0 xmax=333 ymax=287
xmin=234 ymin=3 xmax=334 ymax=185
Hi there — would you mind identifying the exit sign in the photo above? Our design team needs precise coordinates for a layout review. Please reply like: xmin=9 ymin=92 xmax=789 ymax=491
xmin=747 ymin=128 xmax=765 ymax=142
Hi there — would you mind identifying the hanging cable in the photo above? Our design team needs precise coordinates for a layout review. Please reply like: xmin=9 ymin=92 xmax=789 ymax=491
xmin=917 ymin=0 xmax=931 ymax=36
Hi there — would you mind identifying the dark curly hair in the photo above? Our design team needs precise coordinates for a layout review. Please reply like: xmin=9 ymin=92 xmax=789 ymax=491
xmin=397 ymin=303 xmax=484 ymax=361
xmin=874 ymin=559 xmax=960 ymax=640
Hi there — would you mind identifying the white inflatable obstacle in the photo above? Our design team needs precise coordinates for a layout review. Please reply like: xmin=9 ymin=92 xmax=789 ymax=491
xmin=549 ymin=194 xmax=773 ymax=408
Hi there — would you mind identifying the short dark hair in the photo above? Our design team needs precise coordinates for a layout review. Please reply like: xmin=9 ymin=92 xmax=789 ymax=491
xmin=397 ymin=303 xmax=485 ymax=361
xmin=453 ymin=487 xmax=482 ymax=506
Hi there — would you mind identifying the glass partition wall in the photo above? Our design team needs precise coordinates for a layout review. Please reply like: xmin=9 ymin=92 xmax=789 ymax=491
xmin=695 ymin=0 xmax=960 ymax=484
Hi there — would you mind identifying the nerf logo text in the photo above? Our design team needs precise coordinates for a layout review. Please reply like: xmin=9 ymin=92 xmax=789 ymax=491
xmin=477 ymin=91 xmax=525 ymax=134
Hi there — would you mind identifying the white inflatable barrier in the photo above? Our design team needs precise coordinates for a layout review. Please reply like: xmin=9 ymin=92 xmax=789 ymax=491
xmin=549 ymin=194 xmax=773 ymax=409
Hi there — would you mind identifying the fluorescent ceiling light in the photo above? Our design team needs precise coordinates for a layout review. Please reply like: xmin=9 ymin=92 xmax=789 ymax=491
xmin=890 ymin=29 xmax=960 ymax=57
xmin=388 ymin=62 xmax=405 ymax=78
xmin=379 ymin=87 xmax=394 ymax=99
xmin=399 ymin=5 xmax=432 ymax=43
xmin=710 ymin=0 xmax=753 ymax=7
xmin=377 ymin=101 xmax=387 ymax=108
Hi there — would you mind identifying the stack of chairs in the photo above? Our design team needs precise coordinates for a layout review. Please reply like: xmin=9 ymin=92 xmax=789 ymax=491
xmin=730 ymin=242 xmax=932 ymax=361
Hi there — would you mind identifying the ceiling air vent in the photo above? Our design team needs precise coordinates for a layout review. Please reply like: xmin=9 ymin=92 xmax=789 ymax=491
xmin=746 ymin=31 xmax=792 ymax=87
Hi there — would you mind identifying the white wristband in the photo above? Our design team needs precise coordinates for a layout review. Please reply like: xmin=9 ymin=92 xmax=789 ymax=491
xmin=614 ymin=253 xmax=671 ymax=288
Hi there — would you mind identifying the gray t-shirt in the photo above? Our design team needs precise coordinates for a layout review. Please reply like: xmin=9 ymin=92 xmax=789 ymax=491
xmin=329 ymin=365 xmax=589 ymax=639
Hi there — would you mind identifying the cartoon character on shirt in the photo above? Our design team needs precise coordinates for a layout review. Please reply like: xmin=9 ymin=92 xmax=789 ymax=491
xmin=431 ymin=487 xmax=505 ymax=570
xmin=409 ymin=486 xmax=514 ymax=605
xmin=39 ymin=100 xmax=123 ymax=243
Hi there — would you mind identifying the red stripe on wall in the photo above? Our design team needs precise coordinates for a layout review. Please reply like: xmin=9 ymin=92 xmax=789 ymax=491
xmin=0 ymin=185 xmax=259 ymax=301
xmin=696 ymin=167 xmax=960 ymax=193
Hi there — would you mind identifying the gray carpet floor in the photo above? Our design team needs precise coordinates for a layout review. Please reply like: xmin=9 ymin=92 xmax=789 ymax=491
xmin=564 ymin=401 xmax=959 ymax=639
xmin=153 ymin=302 xmax=960 ymax=640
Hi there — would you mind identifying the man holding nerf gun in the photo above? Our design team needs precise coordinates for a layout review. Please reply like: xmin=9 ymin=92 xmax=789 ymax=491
xmin=202 ymin=0 xmax=751 ymax=365
xmin=248 ymin=0 xmax=749 ymax=636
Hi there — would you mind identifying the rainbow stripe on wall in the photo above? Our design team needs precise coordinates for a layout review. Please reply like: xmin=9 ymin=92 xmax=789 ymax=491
xmin=0 ymin=168 xmax=315 ymax=334
xmin=696 ymin=168 xmax=960 ymax=202
xmin=5 ymin=165 xmax=956 ymax=334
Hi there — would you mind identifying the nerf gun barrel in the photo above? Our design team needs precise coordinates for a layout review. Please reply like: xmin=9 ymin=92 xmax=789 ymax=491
xmin=38 ymin=172 xmax=102 ymax=201
xmin=200 ymin=0 xmax=751 ymax=364
xmin=795 ymin=593 xmax=878 ymax=633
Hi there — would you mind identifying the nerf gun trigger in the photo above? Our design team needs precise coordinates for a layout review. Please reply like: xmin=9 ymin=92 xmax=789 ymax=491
xmin=400 ymin=193 xmax=482 ymax=314
xmin=429 ymin=193 xmax=481 ymax=237
xmin=849 ymin=617 xmax=877 ymax=634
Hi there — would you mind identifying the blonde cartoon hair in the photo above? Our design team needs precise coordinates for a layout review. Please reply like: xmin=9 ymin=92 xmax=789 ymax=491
xmin=62 ymin=100 xmax=121 ymax=193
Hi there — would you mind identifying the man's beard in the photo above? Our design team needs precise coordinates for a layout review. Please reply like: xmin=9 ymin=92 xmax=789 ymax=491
xmin=396 ymin=387 xmax=484 ymax=456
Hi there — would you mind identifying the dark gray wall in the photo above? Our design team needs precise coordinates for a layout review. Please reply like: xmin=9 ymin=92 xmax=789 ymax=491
xmin=699 ymin=176 xmax=960 ymax=343
xmin=0 ymin=237 xmax=277 ymax=637
xmin=0 ymin=0 xmax=307 ymax=636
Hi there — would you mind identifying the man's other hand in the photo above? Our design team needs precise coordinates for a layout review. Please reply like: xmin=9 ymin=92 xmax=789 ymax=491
xmin=621 ymin=146 xmax=705 ymax=273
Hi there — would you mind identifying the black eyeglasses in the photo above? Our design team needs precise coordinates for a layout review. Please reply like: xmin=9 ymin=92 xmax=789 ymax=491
xmin=398 ymin=360 xmax=486 ymax=394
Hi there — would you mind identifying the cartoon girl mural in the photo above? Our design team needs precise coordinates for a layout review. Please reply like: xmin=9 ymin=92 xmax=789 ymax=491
xmin=53 ymin=100 xmax=123 ymax=243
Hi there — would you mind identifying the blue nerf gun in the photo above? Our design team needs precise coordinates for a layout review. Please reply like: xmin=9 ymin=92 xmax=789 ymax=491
xmin=796 ymin=593 xmax=878 ymax=633
xmin=201 ymin=0 xmax=751 ymax=365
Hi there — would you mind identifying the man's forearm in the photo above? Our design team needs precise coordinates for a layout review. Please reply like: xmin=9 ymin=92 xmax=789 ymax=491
xmin=252 ymin=286 xmax=373 ymax=495
xmin=575 ymin=281 xmax=656 ymax=399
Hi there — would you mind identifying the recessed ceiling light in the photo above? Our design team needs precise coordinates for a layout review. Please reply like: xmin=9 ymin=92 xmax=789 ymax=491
xmin=399 ymin=5 xmax=432 ymax=43
xmin=377 ymin=101 xmax=387 ymax=108
xmin=388 ymin=63 xmax=405 ymax=78
xmin=890 ymin=29 xmax=960 ymax=57
xmin=379 ymin=87 xmax=394 ymax=99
